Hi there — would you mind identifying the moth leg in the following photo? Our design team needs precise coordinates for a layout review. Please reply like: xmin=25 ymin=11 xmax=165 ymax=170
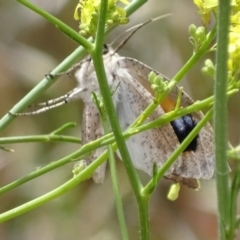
xmin=48 ymin=59 xmax=90 ymax=78
xmin=82 ymin=102 xmax=107 ymax=183
xmin=165 ymin=174 xmax=198 ymax=189
xmin=10 ymin=87 xmax=83 ymax=116
xmin=11 ymin=101 xmax=69 ymax=116
xmin=29 ymin=94 xmax=70 ymax=107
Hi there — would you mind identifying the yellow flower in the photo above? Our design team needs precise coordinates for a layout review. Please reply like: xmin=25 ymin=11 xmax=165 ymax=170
xmin=228 ymin=27 xmax=240 ymax=71
xmin=193 ymin=0 xmax=217 ymax=25
xmin=203 ymin=0 xmax=218 ymax=9
xmin=193 ymin=0 xmax=240 ymax=73
xmin=228 ymin=1 xmax=240 ymax=73
xmin=193 ymin=0 xmax=239 ymax=24
xmin=74 ymin=0 xmax=130 ymax=36
xmin=231 ymin=11 xmax=240 ymax=24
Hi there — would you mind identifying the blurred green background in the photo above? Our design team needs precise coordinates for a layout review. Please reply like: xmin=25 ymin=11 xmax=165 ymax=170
xmin=0 ymin=1 xmax=239 ymax=240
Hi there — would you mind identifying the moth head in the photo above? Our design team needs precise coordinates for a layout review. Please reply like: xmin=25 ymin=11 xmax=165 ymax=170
xmin=103 ymin=44 xmax=109 ymax=55
xmin=103 ymin=44 xmax=116 ymax=58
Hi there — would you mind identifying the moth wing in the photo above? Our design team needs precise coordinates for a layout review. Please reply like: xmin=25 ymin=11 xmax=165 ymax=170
xmin=114 ymin=73 xmax=182 ymax=176
xmin=113 ymin=57 xmax=190 ymax=177
xmin=82 ymin=102 xmax=106 ymax=183
xmin=167 ymin=89 xmax=214 ymax=179
xmin=114 ymin=56 xmax=214 ymax=180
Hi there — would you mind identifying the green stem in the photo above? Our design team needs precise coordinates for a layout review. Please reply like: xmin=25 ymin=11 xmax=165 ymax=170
xmin=173 ymin=24 xmax=217 ymax=82
xmin=214 ymin=1 xmax=231 ymax=239
xmin=0 ymin=123 xmax=81 ymax=144
xmin=128 ymin=87 xmax=235 ymax=141
xmin=0 ymin=141 xmax=106 ymax=196
xmin=0 ymin=100 xmax=211 ymax=222
xmin=128 ymin=24 xmax=217 ymax=130
xmin=1 ymin=88 xmax=237 ymax=195
xmin=50 ymin=122 xmax=77 ymax=134
xmin=0 ymin=149 xmax=83 ymax=196
xmin=100 ymin=109 xmax=129 ymax=240
xmin=107 ymin=142 xmax=129 ymax=240
xmin=0 ymin=0 xmax=149 ymax=134
xmin=0 ymin=167 xmax=87 ymax=222
xmin=143 ymin=109 xmax=213 ymax=196
xmin=0 ymin=46 xmax=86 ymax=133
xmin=0 ymin=135 xmax=81 ymax=144
xmin=93 ymin=1 xmax=149 ymax=239
xmin=17 ymin=0 xmax=93 ymax=50
xmin=228 ymin=166 xmax=240 ymax=238
xmin=0 ymin=0 xmax=92 ymax=133
xmin=125 ymin=0 xmax=147 ymax=16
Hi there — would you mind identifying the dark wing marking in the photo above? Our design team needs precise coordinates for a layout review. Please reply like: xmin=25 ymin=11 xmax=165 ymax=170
xmin=114 ymin=56 xmax=214 ymax=183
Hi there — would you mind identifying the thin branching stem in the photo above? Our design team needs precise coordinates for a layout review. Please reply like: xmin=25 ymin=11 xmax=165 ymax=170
xmin=100 ymin=106 xmax=129 ymax=240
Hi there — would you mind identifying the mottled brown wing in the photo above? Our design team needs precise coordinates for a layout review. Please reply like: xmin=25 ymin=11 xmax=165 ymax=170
xmin=81 ymin=102 xmax=107 ymax=183
xmin=113 ymin=56 xmax=214 ymax=186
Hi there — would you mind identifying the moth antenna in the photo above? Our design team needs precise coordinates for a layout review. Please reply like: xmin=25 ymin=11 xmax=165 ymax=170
xmin=111 ymin=14 xmax=172 ymax=54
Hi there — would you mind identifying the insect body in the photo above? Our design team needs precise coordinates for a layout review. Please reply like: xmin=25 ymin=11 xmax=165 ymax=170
xmin=69 ymin=44 xmax=214 ymax=188
xmin=15 ymin=44 xmax=214 ymax=188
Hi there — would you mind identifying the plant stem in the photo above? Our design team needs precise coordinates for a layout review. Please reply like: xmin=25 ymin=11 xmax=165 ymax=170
xmin=1 ymin=87 xmax=237 ymax=195
xmin=17 ymin=0 xmax=92 ymax=50
xmin=0 ymin=167 xmax=87 ymax=222
xmin=93 ymin=1 xmax=149 ymax=239
xmin=100 ymin=108 xmax=129 ymax=240
xmin=0 ymin=0 xmax=149 ymax=134
xmin=173 ymin=24 xmax=217 ymax=82
xmin=143 ymin=109 xmax=213 ymax=196
xmin=214 ymin=1 xmax=231 ymax=239
xmin=125 ymin=0 xmax=147 ymax=16
xmin=0 ymin=46 xmax=86 ymax=133
xmin=0 ymin=135 xmax=81 ymax=144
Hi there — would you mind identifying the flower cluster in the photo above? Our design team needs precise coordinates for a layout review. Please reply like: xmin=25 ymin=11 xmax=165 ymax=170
xmin=229 ymin=4 xmax=240 ymax=72
xmin=193 ymin=0 xmax=218 ymax=26
xmin=194 ymin=0 xmax=240 ymax=74
xmin=74 ymin=0 xmax=130 ymax=37
xmin=148 ymin=71 xmax=168 ymax=102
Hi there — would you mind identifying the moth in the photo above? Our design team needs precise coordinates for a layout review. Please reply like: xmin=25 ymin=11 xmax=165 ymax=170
xmin=18 ymin=43 xmax=214 ymax=189
xmin=79 ymin=45 xmax=214 ymax=188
